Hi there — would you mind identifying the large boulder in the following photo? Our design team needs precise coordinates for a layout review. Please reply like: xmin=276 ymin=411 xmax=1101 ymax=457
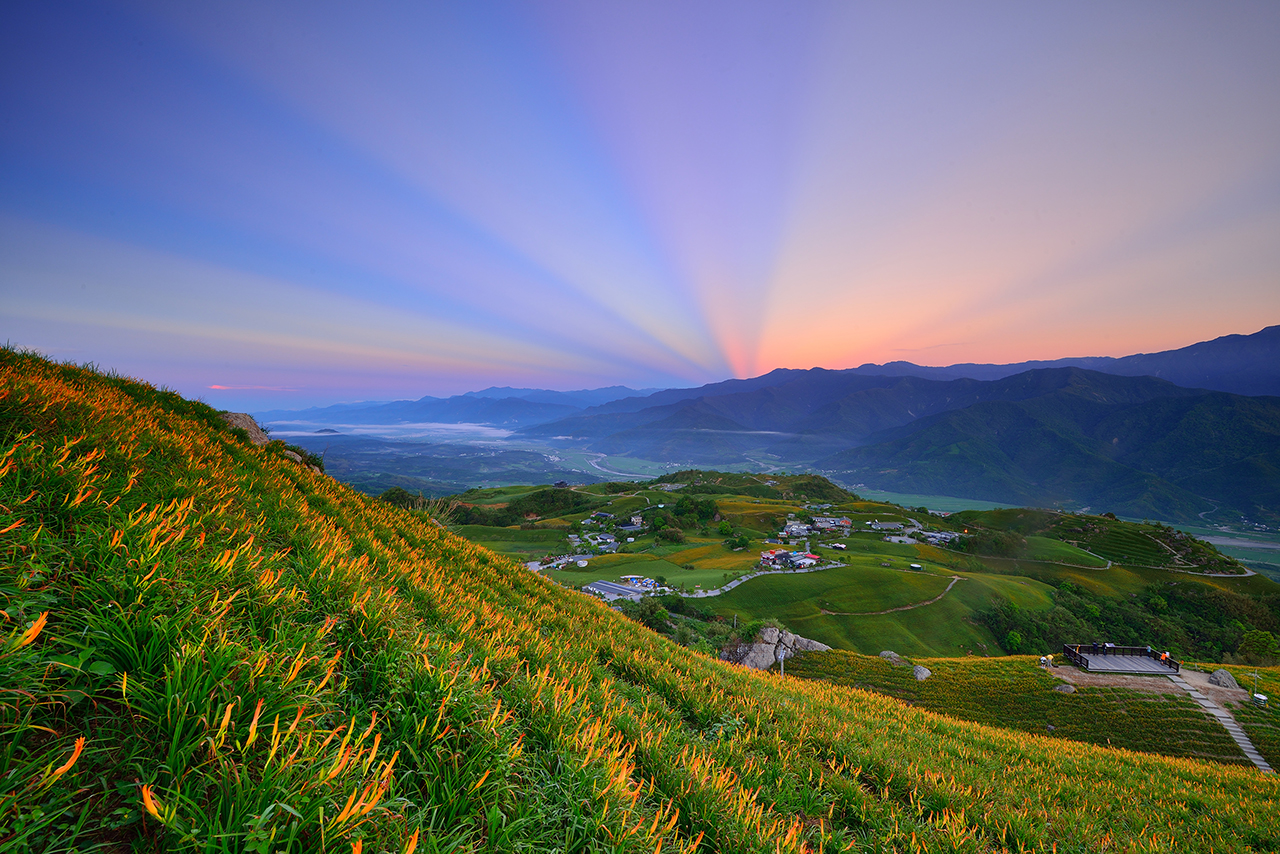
xmin=736 ymin=644 xmax=779 ymax=670
xmin=221 ymin=412 xmax=270 ymax=445
xmin=913 ymin=665 xmax=931 ymax=681
xmin=1208 ymin=668 xmax=1241 ymax=690
xmin=880 ymin=650 xmax=908 ymax=667
xmin=722 ymin=628 xmax=830 ymax=670
xmin=1053 ymin=684 xmax=1077 ymax=694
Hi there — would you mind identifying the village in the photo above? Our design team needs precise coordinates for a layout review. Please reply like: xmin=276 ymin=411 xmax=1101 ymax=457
xmin=522 ymin=506 xmax=965 ymax=603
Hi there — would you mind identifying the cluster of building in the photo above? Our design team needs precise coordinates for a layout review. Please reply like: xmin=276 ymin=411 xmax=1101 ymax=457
xmin=760 ymin=548 xmax=821 ymax=569
xmin=919 ymin=530 xmax=960 ymax=546
xmin=527 ymin=553 xmax=596 ymax=572
xmin=581 ymin=575 xmax=670 ymax=602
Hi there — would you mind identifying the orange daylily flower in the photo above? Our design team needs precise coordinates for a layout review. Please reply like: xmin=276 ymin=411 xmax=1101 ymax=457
xmin=52 ymin=737 xmax=85 ymax=777
xmin=17 ymin=612 xmax=48 ymax=648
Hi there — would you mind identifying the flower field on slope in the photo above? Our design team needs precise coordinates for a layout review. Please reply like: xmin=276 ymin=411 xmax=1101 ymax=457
xmin=1 ymin=349 xmax=1278 ymax=853
xmin=784 ymin=652 xmax=1252 ymax=766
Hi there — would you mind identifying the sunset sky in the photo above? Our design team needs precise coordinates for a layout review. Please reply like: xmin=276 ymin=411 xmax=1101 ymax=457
xmin=3 ymin=1 xmax=1279 ymax=410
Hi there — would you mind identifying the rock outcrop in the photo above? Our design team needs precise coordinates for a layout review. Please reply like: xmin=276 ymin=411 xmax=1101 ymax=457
xmin=722 ymin=627 xmax=830 ymax=670
xmin=220 ymin=412 xmax=270 ymax=445
xmin=913 ymin=665 xmax=932 ymax=681
xmin=1208 ymin=668 xmax=1241 ymax=690
xmin=880 ymin=650 xmax=908 ymax=667
xmin=1053 ymin=683 xmax=1076 ymax=694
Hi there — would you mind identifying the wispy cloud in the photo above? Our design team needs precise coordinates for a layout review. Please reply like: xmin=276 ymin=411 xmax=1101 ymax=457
xmin=208 ymin=385 xmax=297 ymax=391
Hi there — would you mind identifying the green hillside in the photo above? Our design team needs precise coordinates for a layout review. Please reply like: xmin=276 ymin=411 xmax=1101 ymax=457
xmin=815 ymin=371 xmax=1280 ymax=525
xmin=3 ymin=349 xmax=1278 ymax=853
xmin=706 ymin=564 xmax=1054 ymax=657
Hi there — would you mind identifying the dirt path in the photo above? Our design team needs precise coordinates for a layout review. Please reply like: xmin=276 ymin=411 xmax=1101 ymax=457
xmin=820 ymin=575 xmax=964 ymax=616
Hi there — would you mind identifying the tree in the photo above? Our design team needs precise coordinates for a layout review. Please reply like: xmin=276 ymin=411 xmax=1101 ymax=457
xmin=1004 ymin=630 xmax=1024 ymax=653
xmin=1239 ymin=629 xmax=1279 ymax=664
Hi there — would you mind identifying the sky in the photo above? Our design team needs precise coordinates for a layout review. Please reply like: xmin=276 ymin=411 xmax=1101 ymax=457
xmin=3 ymin=1 xmax=1279 ymax=410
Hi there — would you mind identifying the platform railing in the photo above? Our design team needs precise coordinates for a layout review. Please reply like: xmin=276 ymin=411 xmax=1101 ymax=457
xmin=1061 ymin=643 xmax=1180 ymax=673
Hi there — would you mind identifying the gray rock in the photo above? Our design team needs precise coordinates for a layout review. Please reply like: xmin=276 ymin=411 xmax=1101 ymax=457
xmin=739 ymin=645 xmax=777 ymax=670
xmin=793 ymin=636 xmax=831 ymax=653
xmin=1053 ymin=684 xmax=1076 ymax=694
xmin=1208 ymin=668 xmax=1241 ymax=690
xmin=220 ymin=412 xmax=270 ymax=445
xmin=913 ymin=665 xmax=931 ymax=681
xmin=880 ymin=650 xmax=908 ymax=667
xmin=283 ymin=450 xmax=303 ymax=463
xmin=722 ymin=629 xmax=830 ymax=670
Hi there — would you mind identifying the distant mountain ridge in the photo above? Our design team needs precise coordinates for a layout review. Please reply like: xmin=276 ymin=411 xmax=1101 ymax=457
xmin=815 ymin=371 xmax=1280 ymax=523
xmin=847 ymin=325 xmax=1280 ymax=396
xmin=254 ymin=384 xmax=655 ymax=428
xmin=522 ymin=367 xmax=1280 ymax=524
xmin=252 ymin=325 xmax=1280 ymax=523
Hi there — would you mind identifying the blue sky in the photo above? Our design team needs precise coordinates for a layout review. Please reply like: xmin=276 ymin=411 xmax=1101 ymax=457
xmin=3 ymin=1 xmax=1279 ymax=409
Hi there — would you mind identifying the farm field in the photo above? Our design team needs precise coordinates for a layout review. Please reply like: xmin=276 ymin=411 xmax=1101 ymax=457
xmin=1021 ymin=535 xmax=1109 ymax=566
xmin=785 ymin=652 xmax=1257 ymax=767
xmin=4 ymin=350 xmax=1280 ymax=852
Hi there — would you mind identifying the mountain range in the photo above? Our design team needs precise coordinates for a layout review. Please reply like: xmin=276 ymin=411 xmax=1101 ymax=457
xmin=254 ymin=384 xmax=657 ymax=428
xmin=256 ymin=325 xmax=1280 ymax=523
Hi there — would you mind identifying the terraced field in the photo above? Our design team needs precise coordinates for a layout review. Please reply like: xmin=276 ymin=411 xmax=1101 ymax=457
xmin=786 ymin=652 xmax=1253 ymax=766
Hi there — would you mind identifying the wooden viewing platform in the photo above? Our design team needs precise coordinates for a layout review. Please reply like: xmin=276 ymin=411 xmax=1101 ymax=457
xmin=1061 ymin=643 xmax=1181 ymax=674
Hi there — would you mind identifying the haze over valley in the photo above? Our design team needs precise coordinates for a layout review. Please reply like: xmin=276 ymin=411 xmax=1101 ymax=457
xmin=265 ymin=325 xmax=1280 ymax=533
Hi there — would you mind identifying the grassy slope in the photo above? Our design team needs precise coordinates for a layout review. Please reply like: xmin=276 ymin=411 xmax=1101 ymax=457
xmin=3 ymin=352 xmax=1278 ymax=853
xmin=708 ymin=564 xmax=1055 ymax=657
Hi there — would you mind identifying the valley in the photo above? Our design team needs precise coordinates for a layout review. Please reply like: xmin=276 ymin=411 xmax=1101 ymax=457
xmin=262 ymin=325 xmax=1280 ymax=532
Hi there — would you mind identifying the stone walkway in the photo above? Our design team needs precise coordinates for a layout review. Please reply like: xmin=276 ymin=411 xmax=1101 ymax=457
xmin=1167 ymin=673 xmax=1273 ymax=773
